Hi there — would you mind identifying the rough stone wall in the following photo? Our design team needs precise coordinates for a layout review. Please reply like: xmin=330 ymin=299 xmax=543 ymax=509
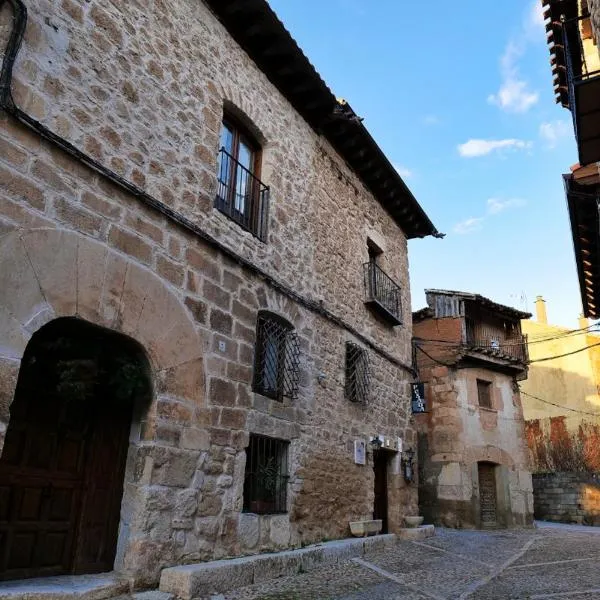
xmin=533 ymin=472 xmax=600 ymax=526
xmin=414 ymin=347 xmax=533 ymax=528
xmin=0 ymin=0 xmax=418 ymax=586
xmin=3 ymin=0 xmax=412 ymax=364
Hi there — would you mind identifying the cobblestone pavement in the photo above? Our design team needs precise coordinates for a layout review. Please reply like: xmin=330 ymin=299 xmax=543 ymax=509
xmin=218 ymin=524 xmax=600 ymax=600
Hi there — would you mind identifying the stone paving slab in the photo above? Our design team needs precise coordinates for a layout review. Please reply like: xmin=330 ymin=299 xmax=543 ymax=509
xmin=208 ymin=525 xmax=600 ymax=599
xmin=511 ymin=531 xmax=600 ymax=566
xmin=418 ymin=528 xmax=535 ymax=568
xmin=219 ymin=559 xmax=388 ymax=600
xmin=472 ymin=558 xmax=600 ymax=599
xmin=366 ymin=544 xmax=491 ymax=600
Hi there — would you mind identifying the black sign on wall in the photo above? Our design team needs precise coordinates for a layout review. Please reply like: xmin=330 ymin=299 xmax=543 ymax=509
xmin=411 ymin=382 xmax=426 ymax=413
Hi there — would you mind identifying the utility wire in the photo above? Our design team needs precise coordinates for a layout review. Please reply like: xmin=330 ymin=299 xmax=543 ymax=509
xmin=520 ymin=389 xmax=600 ymax=418
xmin=529 ymin=341 xmax=600 ymax=363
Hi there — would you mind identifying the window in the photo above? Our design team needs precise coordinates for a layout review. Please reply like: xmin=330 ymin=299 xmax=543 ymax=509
xmin=477 ymin=379 xmax=493 ymax=409
xmin=215 ymin=116 xmax=269 ymax=240
xmin=253 ymin=312 xmax=300 ymax=401
xmin=243 ymin=434 xmax=289 ymax=514
xmin=345 ymin=342 xmax=370 ymax=404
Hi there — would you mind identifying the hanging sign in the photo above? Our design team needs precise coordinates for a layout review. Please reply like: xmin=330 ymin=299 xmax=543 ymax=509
xmin=411 ymin=382 xmax=426 ymax=413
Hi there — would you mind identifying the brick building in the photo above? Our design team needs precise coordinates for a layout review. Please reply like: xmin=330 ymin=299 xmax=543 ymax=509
xmin=0 ymin=0 xmax=439 ymax=587
xmin=413 ymin=290 xmax=534 ymax=529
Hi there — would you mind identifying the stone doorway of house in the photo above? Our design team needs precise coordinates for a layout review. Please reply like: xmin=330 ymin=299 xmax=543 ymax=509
xmin=373 ymin=449 xmax=390 ymax=533
xmin=478 ymin=462 xmax=498 ymax=528
xmin=0 ymin=317 xmax=152 ymax=581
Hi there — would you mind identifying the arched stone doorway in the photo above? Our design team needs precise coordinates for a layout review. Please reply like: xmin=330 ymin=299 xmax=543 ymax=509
xmin=0 ymin=228 xmax=206 ymax=584
xmin=0 ymin=317 xmax=152 ymax=581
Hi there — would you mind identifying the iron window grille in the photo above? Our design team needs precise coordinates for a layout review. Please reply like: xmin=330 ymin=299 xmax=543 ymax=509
xmin=363 ymin=261 xmax=402 ymax=326
xmin=243 ymin=434 xmax=289 ymax=514
xmin=477 ymin=379 xmax=493 ymax=409
xmin=345 ymin=342 xmax=370 ymax=404
xmin=253 ymin=312 xmax=300 ymax=401
xmin=215 ymin=147 xmax=270 ymax=241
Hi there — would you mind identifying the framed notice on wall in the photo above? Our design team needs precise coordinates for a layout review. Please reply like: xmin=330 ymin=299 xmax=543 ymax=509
xmin=354 ymin=440 xmax=366 ymax=465
xmin=411 ymin=382 xmax=426 ymax=413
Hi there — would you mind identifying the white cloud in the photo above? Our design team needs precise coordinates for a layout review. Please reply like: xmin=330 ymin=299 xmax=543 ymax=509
xmin=539 ymin=120 xmax=571 ymax=148
xmin=394 ymin=164 xmax=413 ymax=178
xmin=488 ymin=3 xmax=543 ymax=113
xmin=423 ymin=115 xmax=439 ymax=126
xmin=454 ymin=197 xmax=526 ymax=235
xmin=454 ymin=217 xmax=484 ymax=235
xmin=526 ymin=0 xmax=545 ymax=36
xmin=488 ymin=41 xmax=539 ymax=113
xmin=457 ymin=138 xmax=531 ymax=158
xmin=486 ymin=197 xmax=526 ymax=214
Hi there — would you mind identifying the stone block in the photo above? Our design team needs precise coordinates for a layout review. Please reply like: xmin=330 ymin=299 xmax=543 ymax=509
xmin=269 ymin=514 xmax=291 ymax=548
xmin=238 ymin=513 xmax=260 ymax=550
xmin=396 ymin=525 xmax=435 ymax=540
xmin=159 ymin=556 xmax=256 ymax=599
xmin=252 ymin=550 xmax=301 ymax=583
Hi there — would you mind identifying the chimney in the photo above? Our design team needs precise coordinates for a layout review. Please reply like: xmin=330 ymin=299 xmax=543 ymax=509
xmin=579 ymin=313 xmax=589 ymax=331
xmin=535 ymin=295 xmax=548 ymax=324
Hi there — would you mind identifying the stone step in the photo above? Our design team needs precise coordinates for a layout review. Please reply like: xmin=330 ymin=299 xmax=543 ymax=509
xmin=0 ymin=572 xmax=130 ymax=600
xmin=397 ymin=525 xmax=435 ymax=541
xmin=159 ymin=534 xmax=399 ymax=599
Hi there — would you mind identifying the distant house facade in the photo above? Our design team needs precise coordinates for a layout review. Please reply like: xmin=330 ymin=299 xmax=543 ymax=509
xmin=521 ymin=296 xmax=600 ymax=473
xmin=413 ymin=290 xmax=533 ymax=529
xmin=0 ymin=0 xmax=439 ymax=588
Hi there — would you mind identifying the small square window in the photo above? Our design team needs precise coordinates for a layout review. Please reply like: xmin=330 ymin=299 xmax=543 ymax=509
xmin=345 ymin=342 xmax=370 ymax=404
xmin=243 ymin=434 xmax=289 ymax=514
xmin=253 ymin=312 xmax=300 ymax=401
xmin=477 ymin=379 xmax=493 ymax=409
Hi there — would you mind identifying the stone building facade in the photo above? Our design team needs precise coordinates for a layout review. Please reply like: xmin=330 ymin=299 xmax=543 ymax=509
xmin=413 ymin=290 xmax=534 ymax=529
xmin=0 ymin=0 xmax=438 ymax=588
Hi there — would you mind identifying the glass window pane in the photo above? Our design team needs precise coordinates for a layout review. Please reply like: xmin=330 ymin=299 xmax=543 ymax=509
xmin=220 ymin=124 xmax=234 ymax=153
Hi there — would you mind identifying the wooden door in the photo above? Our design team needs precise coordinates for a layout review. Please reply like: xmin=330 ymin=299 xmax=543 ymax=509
xmin=478 ymin=463 xmax=498 ymax=528
xmin=73 ymin=397 xmax=132 ymax=574
xmin=373 ymin=450 xmax=388 ymax=533
xmin=0 ymin=382 xmax=132 ymax=580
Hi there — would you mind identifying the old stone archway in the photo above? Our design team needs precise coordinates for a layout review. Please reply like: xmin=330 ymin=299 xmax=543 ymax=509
xmin=0 ymin=228 xmax=206 ymax=583
xmin=0 ymin=317 xmax=152 ymax=580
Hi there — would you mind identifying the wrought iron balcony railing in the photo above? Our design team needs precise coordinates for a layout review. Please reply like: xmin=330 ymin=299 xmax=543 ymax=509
xmin=215 ymin=147 xmax=270 ymax=241
xmin=465 ymin=327 xmax=529 ymax=365
xmin=561 ymin=15 xmax=600 ymax=165
xmin=363 ymin=262 xmax=402 ymax=326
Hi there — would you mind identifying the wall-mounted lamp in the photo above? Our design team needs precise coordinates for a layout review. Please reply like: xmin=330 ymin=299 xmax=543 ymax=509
xmin=402 ymin=448 xmax=415 ymax=483
xmin=369 ymin=435 xmax=384 ymax=450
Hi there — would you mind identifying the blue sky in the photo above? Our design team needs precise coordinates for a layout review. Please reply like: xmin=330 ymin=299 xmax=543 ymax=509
xmin=268 ymin=0 xmax=584 ymax=328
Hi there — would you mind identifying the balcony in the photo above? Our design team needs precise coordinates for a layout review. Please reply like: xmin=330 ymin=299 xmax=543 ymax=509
xmin=560 ymin=15 xmax=600 ymax=165
xmin=215 ymin=147 xmax=270 ymax=241
xmin=363 ymin=262 xmax=402 ymax=326
xmin=465 ymin=321 xmax=529 ymax=365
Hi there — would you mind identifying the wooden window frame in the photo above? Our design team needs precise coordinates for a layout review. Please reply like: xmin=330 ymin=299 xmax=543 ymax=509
xmin=476 ymin=379 xmax=493 ymax=409
xmin=217 ymin=115 xmax=263 ymax=230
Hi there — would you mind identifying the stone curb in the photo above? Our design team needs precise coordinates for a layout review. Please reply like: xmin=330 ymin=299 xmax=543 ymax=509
xmin=396 ymin=524 xmax=435 ymax=540
xmin=159 ymin=533 xmax=400 ymax=599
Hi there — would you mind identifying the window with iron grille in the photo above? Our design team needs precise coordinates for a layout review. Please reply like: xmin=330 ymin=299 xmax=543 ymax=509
xmin=215 ymin=117 xmax=269 ymax=241
xmin=253 ymin=312 xmax=300 ymax=401
xmin=243 ymin=434 xmax=289 ymax=514
xmin=477 ymin=379 xmax=493 ymax=409
xmin=345 ymin=342 xmax=370 ymax=404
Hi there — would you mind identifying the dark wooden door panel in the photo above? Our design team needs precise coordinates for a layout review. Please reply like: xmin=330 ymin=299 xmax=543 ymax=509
xmin=373 ymin=450 xmax=389 ymax=534
xmin=478 ymin=463 xmax=498 ymax=527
